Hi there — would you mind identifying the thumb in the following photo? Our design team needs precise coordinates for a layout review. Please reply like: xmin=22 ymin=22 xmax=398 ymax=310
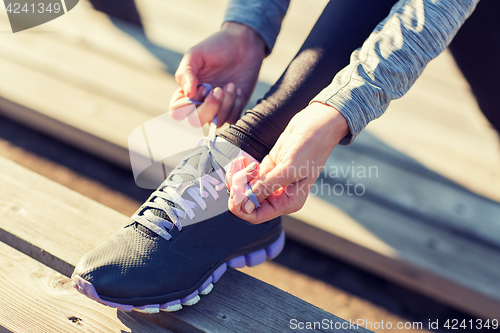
xmin=175 ymin=53 xmax=200 ymax=99
xmin=248 ymin=161 xmax=297 ymax=207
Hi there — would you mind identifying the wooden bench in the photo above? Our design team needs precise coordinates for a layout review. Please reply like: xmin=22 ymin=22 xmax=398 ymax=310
xmin=0 ymin=0 xmax=499 ymax=321
xmin=0 ymin=155 xmax=366 ymax=332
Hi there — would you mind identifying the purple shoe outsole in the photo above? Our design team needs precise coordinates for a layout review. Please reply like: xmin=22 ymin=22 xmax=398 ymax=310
xmin=72 ymin=231 xmax=285 ymax=314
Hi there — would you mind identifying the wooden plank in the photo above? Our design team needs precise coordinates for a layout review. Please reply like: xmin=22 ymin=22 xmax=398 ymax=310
xmin=0 ymin=241 xmax=173 ymax=333
xmin=5 ymin=0 xmax=496 ymax=198
xmin=0 ymin=0 xmax=180 ymax=169
xmin=324 ymin=134 xmax=500 ymax=247
xmin=283 ymin=191 xmax=500 ymax=320
xmin=0 ymin=55 xmax=150 ymax=168
xmin=365 ymin=51 xmax=500 ymax=202
xmin=136 ymin=0 xmax=329 ymax=85
xmin=1 ymin=0 xmax=497 ymax=201
xmin=1 ymin=0 xmax=499 ymax=321
xmin=0 ymin=2 xmax=218 ymax=177
xmin=0 ymin=0 xmax=174 ymax=74
xmin=0 ymin=156 xmax=366 ymax=333
xmin=0 ymin=49 xmax=202 ymax=172
xmin=0 ymin=0 xmax=328 ymax=171
xmin=0 ymin=10 xmax=177 ymax=118
xmin=0 ymin=4 xmax=186 ymax=186
xmin=0 ymin=96 xmax=132 ymax=169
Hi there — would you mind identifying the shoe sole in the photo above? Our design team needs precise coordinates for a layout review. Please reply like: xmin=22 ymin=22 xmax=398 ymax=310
xmin=72 ymin=231 xmax=285 ymax=314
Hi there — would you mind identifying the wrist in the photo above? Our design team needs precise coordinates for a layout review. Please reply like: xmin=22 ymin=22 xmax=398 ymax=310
xmin=222 ymin=22 xmax=266 ymax=57
xmin=308 ymin=102 xmax=350 ymax=145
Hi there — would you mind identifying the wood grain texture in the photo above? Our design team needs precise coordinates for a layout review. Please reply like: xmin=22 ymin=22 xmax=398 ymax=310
xmin=0 ymin=0 xmax=498 ymax=200
xmin=0 ymin=1 xmax=177 ymax=169
xmin=326 ymin=133 xmax=500 ymax=247
xmin=0 ymin=241 xmax=172 ymax=333
xmin=366 ymin=51 xmax=500 ymax=202
xmin=283 ymin=192 xmax=500 ymax=320
xmin=2 ymin=0 xmax=497 ymax=200
xmin=0 ymin=156 xmax=365 ymax=333
xmin=0 ymin=0 xmax=327 ymax=171
xmin=0 ymin=0 xmax=499 ymax=321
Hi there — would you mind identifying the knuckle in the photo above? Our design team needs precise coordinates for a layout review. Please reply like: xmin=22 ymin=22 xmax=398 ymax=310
xmin=207 ymin=104 xmax=220 ymax=117
xmin=253 ymin=180 xmax=274 ymax=198
xmin=293 ymin=199 xmax=306 ymax=212
xmin=248 ymin=219 xmax=260 ymax=225
xmin=174 ymin=71 xmax=182 ymax=82
xmin=225 ymin=91 xmax=236 ymax=102
xmin=287 ymin=201 xmax=303 ymax=215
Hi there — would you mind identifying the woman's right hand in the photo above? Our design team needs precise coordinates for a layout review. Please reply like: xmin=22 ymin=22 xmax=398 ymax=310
xmin=170 ymin=22 xmax=266 ymax=127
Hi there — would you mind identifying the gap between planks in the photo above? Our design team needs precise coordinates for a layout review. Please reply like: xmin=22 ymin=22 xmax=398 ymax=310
xmin=0 ymin=155 xmax=367 ymax=333
xmin=0 ymin=240 xmax=173 ymax=333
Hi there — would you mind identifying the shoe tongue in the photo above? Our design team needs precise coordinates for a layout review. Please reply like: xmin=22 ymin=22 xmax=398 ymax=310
xmin=140 ymin=143 xmax=214 ymax=231
xmin=183 ymin=137 xmax=241 ymax=174
xmin=185 ymin=153 xmax=202 ymax=171
xmin=214 ymin=137 xmax=243 ymax=161
xmin=136 ymin=137 xmax=241 ymax=237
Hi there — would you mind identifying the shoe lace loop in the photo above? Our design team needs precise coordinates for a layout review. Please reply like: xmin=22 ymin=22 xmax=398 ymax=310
xmin=132 ymin=119 xmax=229 ymax=241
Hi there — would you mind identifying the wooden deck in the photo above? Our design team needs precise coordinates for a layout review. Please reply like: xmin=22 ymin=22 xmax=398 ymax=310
xmin=0 ymin=0 xmax=499 ymax=323
xmin=0 ymin=154 xmax=363 ymax=332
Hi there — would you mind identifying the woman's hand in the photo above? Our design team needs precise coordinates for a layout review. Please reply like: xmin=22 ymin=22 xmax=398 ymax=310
xmin=170 ymin=22 xmax=266 ymax=127
xmin=227 ymin=103 xmax=349 ymax=223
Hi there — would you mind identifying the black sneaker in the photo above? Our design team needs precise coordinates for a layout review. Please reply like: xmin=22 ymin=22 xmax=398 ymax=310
xmin=71 ymin=124 xmax=284 ymax=313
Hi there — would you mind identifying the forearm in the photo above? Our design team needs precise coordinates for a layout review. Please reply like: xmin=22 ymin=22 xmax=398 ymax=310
xmin=223 ymin=0 xmax=290 ymax=55
xmin=221 ymin=22 xmax=267 ymax=58
xmin=311 ymin=0 xmax=479 ymax=145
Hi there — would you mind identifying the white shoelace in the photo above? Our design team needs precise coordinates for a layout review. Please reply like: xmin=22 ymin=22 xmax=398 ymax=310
xmin=132 ymin=121 xmax=229 ymax=241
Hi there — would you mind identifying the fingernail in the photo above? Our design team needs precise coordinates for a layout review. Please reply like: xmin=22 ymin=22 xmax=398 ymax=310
xmin=228 ymin=162 xmax=235 ymax=173
xmin=245 ymin=162 xmax=257 ymax=173
xmin=243 ymin=200 xmax=255 ymax=214
xmin=183 ymin=83 xmax=189 ymax=96
xmin=201 ymin=85 xmax=207 ymax=97
xmin=236 ymin=88 xmax=243 ymax=97
xmin=214 ymin=87 xmax=223 ymax=100
xmin=226 ymin=83 xmax=235 ymax=94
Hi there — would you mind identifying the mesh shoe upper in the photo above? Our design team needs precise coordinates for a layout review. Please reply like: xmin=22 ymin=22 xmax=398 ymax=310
xmin=73 ymin=128 xmax=282 ymax=305
xmin=74 ymin=210 xmax=281 ymax=302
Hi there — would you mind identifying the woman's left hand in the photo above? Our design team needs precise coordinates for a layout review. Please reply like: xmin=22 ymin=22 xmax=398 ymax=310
xmin=227 ymin=102 xmax=349 ymax=224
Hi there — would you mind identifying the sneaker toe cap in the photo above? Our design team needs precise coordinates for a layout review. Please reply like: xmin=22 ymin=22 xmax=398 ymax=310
xmin=72 ymin=225 xmax=176 ymax=299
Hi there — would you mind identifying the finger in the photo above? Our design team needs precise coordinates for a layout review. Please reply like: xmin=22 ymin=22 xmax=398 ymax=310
xmin=226 ymin=156 xmax=247 ymax=189
xmin=228 ymin=151 xmax=283 ymax=216
xmin=239 ymin=160 xmax=300 ymax=215
xmin=175 ymin=52 xmax=200 ymax=99
xmin=169 ymin=87 xmax=187 ymax=112
xmin=230 ymin=161 xmax=260 ymax=206
xmin=242 ymin=162 xmax=260 ymax=183
xmin=229 ymin=178 xmax=309 ymax=224
xmin=170 ymin=85 xmax=207 ymax=120
xmin=216 ymin=83 xmax=236 ymax=127
xmin=172 ymin=84 xmax=208 ymax=108
xmin=258 ymin=153 xmax=278 ymax=177
xmin=192 ymin=84 xmax=208 ymax=102
xmin=170 ymin=88 xmax=194 ymax=121
xmin=227 ymin=88 xmax=245 ymax=124
xmin=192 ymin=86 xmax=224 ymax=126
